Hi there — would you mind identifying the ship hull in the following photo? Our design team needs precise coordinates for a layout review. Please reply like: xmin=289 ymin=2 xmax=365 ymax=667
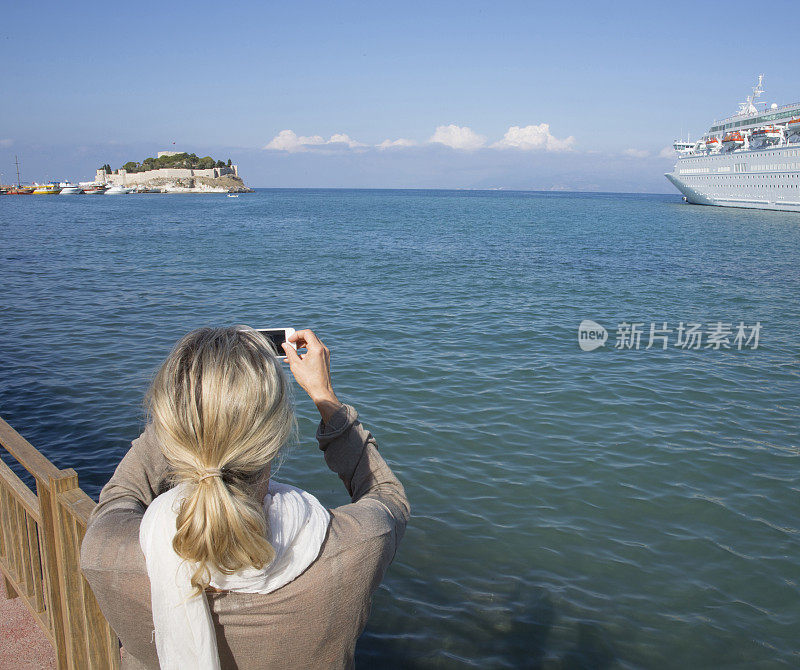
xmin=666 ymin=144 xmax=800 ymax=212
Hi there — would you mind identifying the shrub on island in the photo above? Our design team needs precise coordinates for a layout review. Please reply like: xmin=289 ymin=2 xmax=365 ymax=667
xmin=113 ymin=153 xmax=232 ymax=173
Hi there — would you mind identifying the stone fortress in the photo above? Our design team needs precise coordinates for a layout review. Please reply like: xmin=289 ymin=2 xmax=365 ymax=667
xmin=96 ymin=150 xmax=250 ymax=192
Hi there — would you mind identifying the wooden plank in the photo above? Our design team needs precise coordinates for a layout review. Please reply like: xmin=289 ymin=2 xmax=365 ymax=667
xmin=3 ymin=569 xmax=17 ymax=599
xmin=0 ymin=417 xmax=61 ymax=481
xmin=37 ymin=520 xmax=54 ymax=635
xmin=0 ymin=483 xmax=9 ymax=562
xmin=40 ymin=472 xmax=74 ymax=670
xmin=56 ymin=490 xmax=90 ymax=670
xmin=17 ymin=503 xmax=35 ymax=597
xmin=6 ymin=489 xmax=23 ymax=586
xmin=27 ymin=514 xmax=45 ymax=612
xmin=0 ymin=456 xmax=40 ymax=520
xmin=0 ymin=480 xmax=5 ymax=561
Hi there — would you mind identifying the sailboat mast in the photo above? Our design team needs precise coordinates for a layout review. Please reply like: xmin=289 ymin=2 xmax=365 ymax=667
xmin=15 ymin=155 xmax=21 ymax=187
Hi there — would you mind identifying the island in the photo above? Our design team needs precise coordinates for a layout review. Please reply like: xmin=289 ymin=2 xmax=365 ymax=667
xmin=97 ymin=151 xmax=252 ymax=193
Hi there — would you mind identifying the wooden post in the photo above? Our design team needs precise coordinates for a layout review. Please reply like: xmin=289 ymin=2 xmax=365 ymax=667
xmin=38 ymin=473 xmax=73 ymax=670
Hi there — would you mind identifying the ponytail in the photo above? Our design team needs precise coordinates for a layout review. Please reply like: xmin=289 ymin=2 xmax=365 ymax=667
xmin=172 ymin=470 xmax=275 ymax=595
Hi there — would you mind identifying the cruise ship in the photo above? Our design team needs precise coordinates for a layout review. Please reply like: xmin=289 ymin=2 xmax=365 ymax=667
xmin=666 ymin=76 xmax=800 ymax=212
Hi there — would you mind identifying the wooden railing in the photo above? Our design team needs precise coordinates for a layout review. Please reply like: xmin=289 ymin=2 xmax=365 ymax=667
xmin=0 ymin=417 xmax=120 ymax=669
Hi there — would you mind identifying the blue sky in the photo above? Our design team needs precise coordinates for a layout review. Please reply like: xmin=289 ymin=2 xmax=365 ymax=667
xmin=1 ymin=0 xmax=798 ymax=191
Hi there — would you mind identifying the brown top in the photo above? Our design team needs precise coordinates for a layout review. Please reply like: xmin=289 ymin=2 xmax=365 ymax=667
xmin=80 ymin=404 xmax=410 ymax=670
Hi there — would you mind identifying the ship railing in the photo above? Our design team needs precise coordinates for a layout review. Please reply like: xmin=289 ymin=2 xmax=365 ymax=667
xmin=0 ymin=416 xmax=120 ymax=669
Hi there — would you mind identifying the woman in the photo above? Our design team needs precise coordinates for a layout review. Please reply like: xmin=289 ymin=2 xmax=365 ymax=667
xmin=80 ymin=326 xmax=410 ymax=669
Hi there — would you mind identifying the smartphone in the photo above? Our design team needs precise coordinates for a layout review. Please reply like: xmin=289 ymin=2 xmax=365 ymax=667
xmin=255 ymin=328 xmax=296 ymax=359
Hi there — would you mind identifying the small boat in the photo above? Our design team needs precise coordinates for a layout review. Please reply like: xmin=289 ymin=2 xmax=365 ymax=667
xmin=105 ymin=185 xmax=133 ymax=195
xmin=32 ymin=183 xmax=61 ymax=194
xmin=227 ymin=193 xmax=239 ymax=198
xmin=721 ymin=131 xmax=745 ymax=151
xmin=59 ymin=182 xmax=82 ymax=194
xmin=749 ymin=125 xmax=781 ymax=148
xmin=82 ymin=185 xmax=107 ymax=194
xmin=7 ymin=186 xmax=33 ymax=194
xmin=704 ymin=136 xmax=720 ymax=152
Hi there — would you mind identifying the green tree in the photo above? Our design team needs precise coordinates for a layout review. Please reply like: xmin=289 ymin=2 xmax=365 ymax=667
xmin=227 ymin=158 xmax=232 ymax=167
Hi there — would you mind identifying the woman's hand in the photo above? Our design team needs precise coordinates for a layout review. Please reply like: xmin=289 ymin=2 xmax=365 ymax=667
xmin=282 ymin=329 xmax=342 ymax=423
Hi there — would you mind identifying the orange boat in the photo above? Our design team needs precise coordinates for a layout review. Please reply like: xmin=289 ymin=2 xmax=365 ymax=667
xmin=722 ymin=131 xmax=745 ymax=150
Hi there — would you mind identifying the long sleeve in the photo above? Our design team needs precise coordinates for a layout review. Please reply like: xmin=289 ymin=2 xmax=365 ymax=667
xmin=89 ymin=423 xmax=172 ymax=524
xmin=81 ymin=423 xmax=171 ymax=585
xmin=317 ymin=404 xmax=410 ymax=550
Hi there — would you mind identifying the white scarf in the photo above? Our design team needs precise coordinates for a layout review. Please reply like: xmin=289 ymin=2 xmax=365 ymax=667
xmin=139 ymin=480 xmax=330 ymax=670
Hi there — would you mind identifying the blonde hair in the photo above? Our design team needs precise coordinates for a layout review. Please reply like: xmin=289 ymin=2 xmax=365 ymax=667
xmin=146 ymin=326 xmax=295 ymax=594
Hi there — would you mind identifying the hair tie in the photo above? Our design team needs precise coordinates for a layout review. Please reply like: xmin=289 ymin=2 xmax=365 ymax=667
xmin=197 ymin=468 xmax=223 ymax=483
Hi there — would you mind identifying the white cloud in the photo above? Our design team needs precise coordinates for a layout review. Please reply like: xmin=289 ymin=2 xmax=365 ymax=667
xmin=328 ymin=133 xmax=367 ymax=148
xmin=623 ymin=148 xmax=650 ymax=158
xmin=429 ymin=124 xmax=486 ymax=150
xmin=0 ymin=139 xmax=13 ymax=148
xmin=264 ymin=130 xmax=365 ymax=152
xmin=377 ymin=138 xmax=417 ymax=149
xmin=264 ymin=123 xmax=581 ymax=154
xmin=492 ymin=124 xmax=575 ymax=152
xmin=658 ymin=146 xmax=675 ymax=158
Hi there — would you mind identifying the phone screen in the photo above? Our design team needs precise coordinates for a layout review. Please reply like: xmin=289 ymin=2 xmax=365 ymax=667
xmin=256 ymin=329 xmax=287 ymax=356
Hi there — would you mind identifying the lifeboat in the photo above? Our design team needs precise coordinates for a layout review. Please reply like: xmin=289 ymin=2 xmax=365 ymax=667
xmin=749 ymin=125 xmax=782 ymax=148
xmin=785 ymin=118 xmax=800 ymax=142
xmin=722 ymin=131 xmax=745 ymax=151
xmin=704 ymin=136 xmax=720 ymax=152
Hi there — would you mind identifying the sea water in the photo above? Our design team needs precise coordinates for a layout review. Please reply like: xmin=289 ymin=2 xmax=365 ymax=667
xmin=1 ymin=190 xmax=798 ymax=668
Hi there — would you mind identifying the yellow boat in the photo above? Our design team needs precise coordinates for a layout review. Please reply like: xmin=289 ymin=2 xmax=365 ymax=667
xmin=32 ymin=183 xmax=61 ymax=194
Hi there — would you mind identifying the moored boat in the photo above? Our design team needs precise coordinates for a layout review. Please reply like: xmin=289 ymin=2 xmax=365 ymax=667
xmin=32 ymin=183 xmax=61 ymax=194
xmin=105 ymin=185 xmax=133 ymax=195
xmin=59 ymin=182 xmax=82 ymax=194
